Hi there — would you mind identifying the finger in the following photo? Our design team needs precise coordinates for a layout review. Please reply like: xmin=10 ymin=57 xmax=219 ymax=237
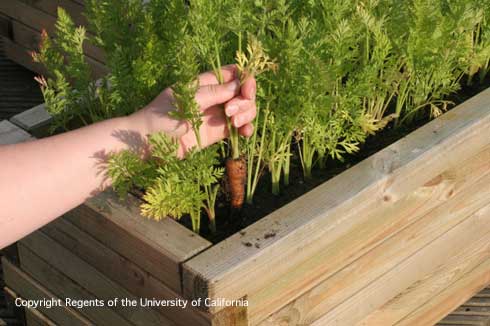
xmin=201 ymin=105 xmax=229 ymax=145
xmin=231 ymin=103 xmax=257 ymax=128
xmin=224 ymin=97 xmax=256 ymax=117
xmin=241 ymin=76 xmax=256 ymax=100
xmin=239 ymin=123 xmax=254 ymax=137
xmin=198 ymin=65 xmax=238 ymax=86
xmin=196 ymin=79 xmax=240 ymax=110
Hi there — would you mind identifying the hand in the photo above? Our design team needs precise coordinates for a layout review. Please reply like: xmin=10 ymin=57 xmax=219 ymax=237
xmin=131 ymin=65 xmax=257 ymax=156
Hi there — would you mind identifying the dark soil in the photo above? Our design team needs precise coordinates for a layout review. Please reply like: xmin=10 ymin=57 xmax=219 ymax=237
xmin=180 ymin=76 xmax=490 ymax=244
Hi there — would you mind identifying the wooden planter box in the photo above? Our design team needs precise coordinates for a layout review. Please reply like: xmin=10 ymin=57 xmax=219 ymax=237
xmin=2 ymin=87 xmax=490 ymax=325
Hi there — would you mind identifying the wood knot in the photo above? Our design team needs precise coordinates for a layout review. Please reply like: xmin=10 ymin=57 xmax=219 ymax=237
xmin=424 ymin=175 xmax=443 ymax=187
xmin=446 ymin=189 xmax=455 ymax=198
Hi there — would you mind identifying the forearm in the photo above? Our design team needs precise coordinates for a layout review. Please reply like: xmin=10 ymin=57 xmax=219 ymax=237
xmin=0 ymin=115 xmax=147 ymax=248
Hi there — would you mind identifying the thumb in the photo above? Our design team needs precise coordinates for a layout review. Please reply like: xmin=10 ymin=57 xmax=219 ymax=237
xmin=195 ymin=79 xmax=240 ymax=110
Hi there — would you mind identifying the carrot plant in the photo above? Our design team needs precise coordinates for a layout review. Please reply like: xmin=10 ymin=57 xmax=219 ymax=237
xmin=34 ymin=0 xmax=490 ymax=234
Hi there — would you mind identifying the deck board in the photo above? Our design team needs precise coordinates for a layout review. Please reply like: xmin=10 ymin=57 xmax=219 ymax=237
xmin=0 ymin=37 xmax=43 ymax=120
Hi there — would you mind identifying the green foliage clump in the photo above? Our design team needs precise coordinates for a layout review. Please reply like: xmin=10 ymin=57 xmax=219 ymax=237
xmin=109 ymin=133 xmax=223 ymax=232
xmin=35 ymin=0 xmax=490 ymax=233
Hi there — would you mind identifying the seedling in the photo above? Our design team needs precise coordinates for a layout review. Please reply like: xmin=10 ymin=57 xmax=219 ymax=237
xmin=34 ymin=0 xmax=490 ymax=234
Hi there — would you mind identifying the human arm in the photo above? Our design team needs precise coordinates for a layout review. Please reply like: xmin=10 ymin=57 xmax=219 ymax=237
xmin=0 ymin=66 xmax=256 ymax=248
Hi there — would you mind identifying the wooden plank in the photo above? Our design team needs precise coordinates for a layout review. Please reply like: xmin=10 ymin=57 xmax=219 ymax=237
xmin=0 ymin=120 xmax=33 ymax=145
xmin=1 ymin=36 xmax=47 ymax=76
xmin=9 ymin=103 xmax=51 ymax=137
xmin=9 ymin=19 xmax=106 ymax=69
xmin=18 ymin=244 xmax=134 ymax=326
xmin=42 ymin=217 xmax=210 ymax=326
xmin=0 ymin=13 xmax=10 ymax=38
xmin=65 ymin=189 xmax=212 ymax=294
xmin=255 ymin=148 xmax=490 ymax=325
xmin=2 ymin=258 xmax=91 ymax=326
xmin=19 ymin=230 xmax=174 ymax=326
xmin=5 ymin=287 xmax=57 ymax=326
xmin=19 ymin=0 xmax=88 ymax=28
xmin=0 ymin=0 xmax=106 ymax=63
xmin=211 ymin=304 xmax=248 ymax=326
xmin=25 ymin=307 xmax=56 ymax=326
xmin=398 ymin=259 xmax=490 ymax=326
xmin=183 ymin=87 xmax=490 ymax=314
xmin=438 ymin=315 xmax=490 ymax=326
xmin=358 ymin=218 xmax=490 ymax=326
xmin=1 ymin=286 xmax=25 ymax=326
xmin=309 ymin=203 xmax=490 ymax=325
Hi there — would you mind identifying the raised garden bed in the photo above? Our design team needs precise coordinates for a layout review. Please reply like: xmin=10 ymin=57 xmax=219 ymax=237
xmin=2 ymin=86 xmax=490 ymax=325
xmin=3 ymin=0 xmax=490 ymax=325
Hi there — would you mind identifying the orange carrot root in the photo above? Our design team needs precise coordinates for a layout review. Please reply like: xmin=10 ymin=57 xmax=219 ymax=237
xmin=226 ymin=158 xmax=247 ymax=209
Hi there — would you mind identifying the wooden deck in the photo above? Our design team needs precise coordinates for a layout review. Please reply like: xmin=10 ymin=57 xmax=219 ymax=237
xmin=0 ymin=37 xmax=42 ymax=326
xmin=2 ymin=13 xmax=490 ymax=325
xmin=0 ymin=37 xmax=43 ymax=121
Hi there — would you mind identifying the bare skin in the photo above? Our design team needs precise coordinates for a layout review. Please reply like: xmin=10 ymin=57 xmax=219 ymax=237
xmin=0 ymin=65 xmax=256 ymax=249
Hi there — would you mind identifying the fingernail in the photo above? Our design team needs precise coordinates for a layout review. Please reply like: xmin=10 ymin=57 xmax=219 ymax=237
xmin=251 ymin=85 xmax=256 ymax=100
xmin=226 ymin=104 xmax=239 ymax=117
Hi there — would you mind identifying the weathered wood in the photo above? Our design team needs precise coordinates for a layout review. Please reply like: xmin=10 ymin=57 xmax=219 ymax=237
xmin=2 ymin=258 xmax=91 ymax=326
xmin=5 ymin=287 xmax=57 ymax=326
xmin=310 ymin=203 xmax=490 ymax=325
xmin=1 ymin=286 xmax=26 ymax=326
xmin=211 ymin=304 xmax=248 ymax=326
xmin=42 ymin=216 xmax=210 ymax=326
xmin=19 ymin=0 xmax=88 ymax=28
xmin=20 ymin=230 xmax=173 ymax=326
xmin=9 ymin=103 xmax=51 ymax=137
xmin=0 ymin=13 xmax=9 ymax=38
xmin=0 ymin=120 xmax=33 ymax=145
xmin=65 ymin=189 xmax=212 ymax=294
xmin=1 ymin=36 xmax=47 ymax=76
xmin=9 ymin=18 xmax=106 ymax=73
xmin=255 ymin=147 xmax=490 ymax=325
xmin=398 ymin=258 xmax=490 ymax=326
xmin=358 ymin=215 xmax=490 ymax=326
xmin=183 ymin=87 xmax=490 ymax=316
xmin=24 ymin=307 xmax=56 ymax=326
xmin=0 ymin=0 xmax=106 ymax=63
xmin=18 ymin=243 xmax=133 ymax=326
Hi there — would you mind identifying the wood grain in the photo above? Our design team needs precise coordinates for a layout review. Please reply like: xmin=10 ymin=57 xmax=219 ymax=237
xmin=2 ymin=258 xmax=91 ymax=326
xmin=25 ymin=307 xmax=56 ymax=326
xmin=42 ymin=217 xmax=210 ymax=326
xmin=256 ymin=147 xmax=490 ymax=325
xmin=310 ymin=203 xmax=490 ymax=325
xmin=358 ymin=219 xmax=490 ymax=325
xmin=9 ymin=19 xmax=106 ymax=71
xmin=183 ymin=87 xmax=490 ymax=315
xmin=19 ymin=0 xmax=88 ymax=28
xmin=398 ymin=258 xmax=490 ymax=326
xmin=0 ymin=0 xmax=105 ymax=63
xmin=18 ymin=243 xmax=133 ymax=326
xmin=65 ymin=189 xmax=212 ymax=294
xmin=1 ymin=36 xmax=48 ymax=76
xmin=20 ymin=230 xmax=173 ymax=325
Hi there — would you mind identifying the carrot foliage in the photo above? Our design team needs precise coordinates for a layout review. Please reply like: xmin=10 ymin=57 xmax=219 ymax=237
xmin=34 ymin=0 xmax=490 ymax=233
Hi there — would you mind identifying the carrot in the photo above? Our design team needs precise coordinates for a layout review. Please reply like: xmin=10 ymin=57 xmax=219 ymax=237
xmin=226 ymin=157 xmax=247 ymax=209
